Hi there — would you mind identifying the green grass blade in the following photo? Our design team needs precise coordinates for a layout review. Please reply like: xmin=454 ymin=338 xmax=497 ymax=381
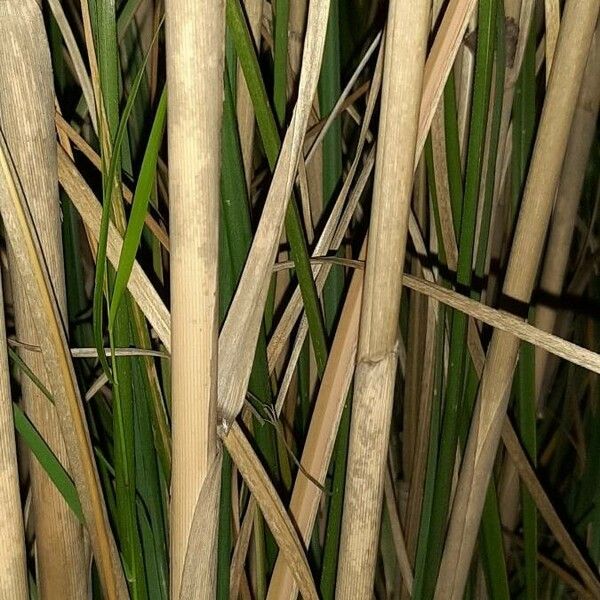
xmin=109 ymin=85 xmax=167 ymax=323
xmin=272 ymin=0 xmax=289 ymax=125
xmin=319 ymin=396 xmax=351 ymax=599
xmin=420 ymin=0 xmax=498 ymax=595
xmin=443 ymin=73 xmax=464 ymax=235
xmin=92 ymin=17 xmax=163 ymax=380
xmin=319 ymin=0 xmax=345 ymax=336
xmin=226 ymin=0 xmax=328 ymax=375
xmin=512 ymin=18 xmax=538 ymax=599
xmin=13 ymin=403 xmax=83 ymax=522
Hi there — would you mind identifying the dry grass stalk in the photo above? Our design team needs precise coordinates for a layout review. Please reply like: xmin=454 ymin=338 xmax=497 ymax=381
xmin=384 ymin=468 xmax=414 ymax=593
xmin=401 ymin=274 xmax=600 ymax=375
xmin=54 ymin=114 xmax=169 ymax=250
xmin=544 ymin=0 xmax=561 ymax=83
xmin=165 ymin=0 xmax=225 ymax=595
xmin=417 ymin=0 xmax=477 ymax=159
xmin=409 ymin=189 xmax=600 ymax=596
xmin=179 ymin=454 xmax=223 ymax=600
xmin=0 ymin=265 xmax=28 ymax=599
xmin=535 ymin=27 xmax=600 ymax=396
xmin=500 ymin=422 xmax=600 ymax=597
xmin=500 ymin=25 xmax=600 ymax=540
xmin=335 ymin=1 xmax=430 ymax=595
xmin=0 ymin=97 xmax=126 ymax=600
xmin=217 ymin=0 xmax=330 ymax=424
xmin=266 ymin=254 xmax=363 ymax=600
xmin=491 ymin=0 xmax=535 ymax=208
xmin=434 ymin=2 xmax=600 ymax=597
xmin=45 ymin=0 xmax=97 ymax=130
xmin=402 ymin=162 xmax=429 ymax=480
xmin=0 ymin=3 xmax=90 ymax=597
xmin=222 ymin=423 xmax=318 ymax=600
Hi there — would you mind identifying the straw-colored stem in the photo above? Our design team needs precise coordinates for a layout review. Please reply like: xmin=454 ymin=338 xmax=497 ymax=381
xmin=335 ymin=1 xmax=430 ymax=596
xmin=434 ymin=2 xmax=600 ymax=598
xmin=166 ymin=0 xmax=224 ymax=595
xmin=535 ymin=28 xmax=600 ymax=397
xmin=499 ymin=25 xmax=600 ymax=541
xmin=0 ymin=271 xmax=28 ymax=599
xmin=0 ymin=3 xmax=89 ymax=597
xmin=266 ymin=250 xmax=364 ymax=600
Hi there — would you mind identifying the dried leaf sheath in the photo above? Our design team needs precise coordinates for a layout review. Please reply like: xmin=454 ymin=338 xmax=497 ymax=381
xmin=335 ymin=1 xmax=431 ymax=596
xmin=435 ymin=2 xmax=600 ymax=598
xmin=165 ymin=0 xmax=225 ymax=596
xmin=0 ymin=3 xmax=89 ymax=596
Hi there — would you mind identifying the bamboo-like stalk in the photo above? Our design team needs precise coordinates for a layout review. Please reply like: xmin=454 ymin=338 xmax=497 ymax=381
xmin=434 ymin=2 xmax=600 ymax=598
xmin=499 ymin=25 xmax=600 ymax=541
xmin=544 ymin=0 xmax=560 ymax=83
xmin=0 ymin=3 xmax=89 ymax=597
xmin=165 ymin=0 xmax=224 ymax=596
xmin=0 ymin=272 xmax=28 ymax=599
xmin=335 ymin=1 xmax=430 ymax=596
xmin=535 ymin=28 xmax=600 ymax=397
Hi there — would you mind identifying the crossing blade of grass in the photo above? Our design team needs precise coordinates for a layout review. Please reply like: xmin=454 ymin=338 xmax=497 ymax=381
xmin=266 ymin=247 xmax=364 ymax=600
xmin=56 ymin=146 xmax=171 ymax=352
xmin=218 ymin=61 xmax=283 ymax=593
xmin=109 ymin=85 xmax=166 ymax=323
xmin=45 ymin=0 xmax=98 ymax=130
xmin=226 ymin=0 xmax=329 ymax=376
xmin=218 ymin=0 xmax=331 ymax=425
xmin=222 ymin=422 xmax=319 ymax=600
xmin=180 ymin=453 xmax=223 ymax=599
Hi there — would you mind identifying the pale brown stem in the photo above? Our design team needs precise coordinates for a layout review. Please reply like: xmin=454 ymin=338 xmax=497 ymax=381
xmin=434 ymin=2 xmax=600 ymax=598
xmin=165 ymin=0 xmax=224 ymax=596
xmin=0 ymin=3 xmax=89 ymax=597
xmin=535 ymin=28 xmax=600 ymax=397
xmin=500 ymin=25 xmax=600 ymax=540
xmin=335 ymin=1 xmax=431 ymax=596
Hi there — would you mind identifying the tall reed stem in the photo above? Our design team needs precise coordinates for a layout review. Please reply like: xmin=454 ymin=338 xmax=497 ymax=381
xmin=0 ymin=2 xmax=89 ymax=596
xmin=166 ymin=0 xmax=225 ymax=595
xmin=435 ymin=2 xmax=600 ymax=598
xmin=335 ymin=1 xmax=430 ymax=596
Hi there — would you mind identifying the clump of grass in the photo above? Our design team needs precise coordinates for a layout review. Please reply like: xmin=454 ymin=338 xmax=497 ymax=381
xmin=0 ymin=1 xmax=598 ymax=599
